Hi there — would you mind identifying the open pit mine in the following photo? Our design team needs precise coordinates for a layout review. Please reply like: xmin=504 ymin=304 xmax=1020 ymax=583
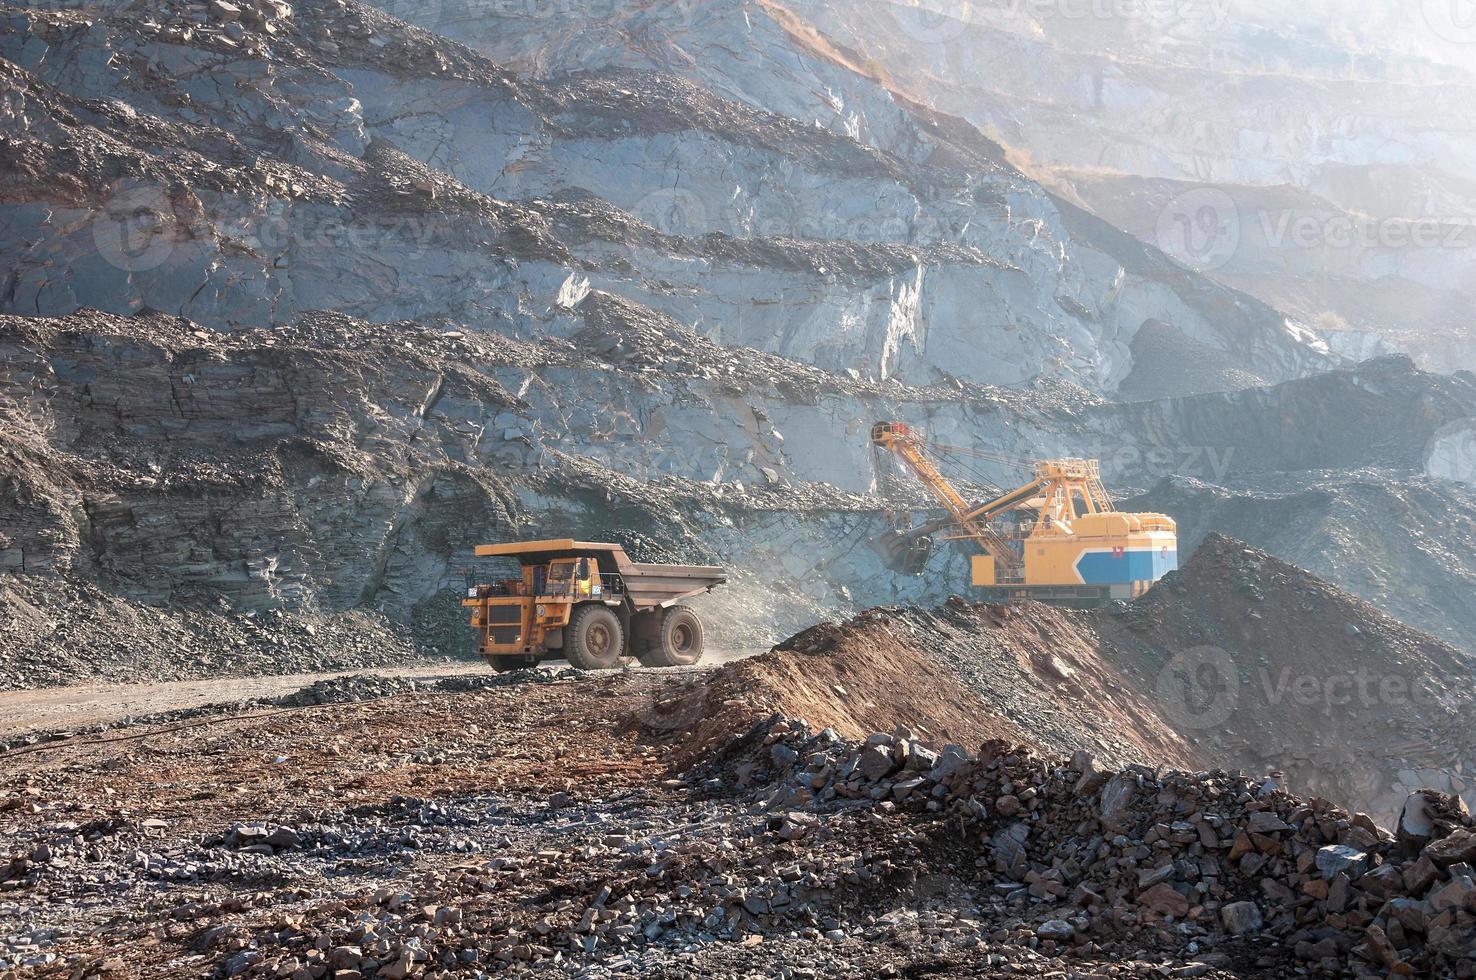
xmin=2 ymin=0 xmax=1475 ymax=977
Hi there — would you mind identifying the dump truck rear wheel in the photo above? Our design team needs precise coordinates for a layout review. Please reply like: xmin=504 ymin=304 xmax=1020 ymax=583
xmin=637 ymin=605 xmax=704 ymax=667
xmin=564 ymin=605 xmax=625 ymax=670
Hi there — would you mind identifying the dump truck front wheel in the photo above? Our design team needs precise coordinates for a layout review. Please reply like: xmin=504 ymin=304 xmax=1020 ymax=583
xmin=564 ymin=604 xmax=625 ymax=670
xmin=637 ymin=605 xmax=705 ymax=668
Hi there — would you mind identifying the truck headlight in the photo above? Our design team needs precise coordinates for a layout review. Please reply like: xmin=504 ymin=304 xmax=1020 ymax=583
xmin=537 ymin=604 xmax=547 ymax=616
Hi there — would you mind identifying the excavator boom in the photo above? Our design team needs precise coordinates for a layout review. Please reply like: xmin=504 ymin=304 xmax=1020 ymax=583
xmin=871 ymin=422 xmax=1027 ymax=580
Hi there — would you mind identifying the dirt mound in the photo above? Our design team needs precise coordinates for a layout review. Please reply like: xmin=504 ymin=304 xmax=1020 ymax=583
xmin=655 ymin=611 xmax=1033 ymax=766
xmin=1126 ymin=471 xmax=1476 ymax=655
xmin=692 ymin=534 xmax=1476 ymax=822
xmin=656 ymin=600 xmax=1197 ymax=775
xmin=1098 ymin=532 xmax=1476 ymax=821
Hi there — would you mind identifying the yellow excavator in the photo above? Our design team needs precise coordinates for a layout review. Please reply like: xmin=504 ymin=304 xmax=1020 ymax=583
xmin=870 ymin=421 xmax=1177 ymax=605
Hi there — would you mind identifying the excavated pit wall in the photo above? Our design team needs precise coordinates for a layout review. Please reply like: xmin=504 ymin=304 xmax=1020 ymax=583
xmin=0 ymin=1 xmax=1334 ymax=398
xmin=5 ymin=310 xmax=1476 ymax=667
xmin=3 ymin=0 xmax=1476 ymax=678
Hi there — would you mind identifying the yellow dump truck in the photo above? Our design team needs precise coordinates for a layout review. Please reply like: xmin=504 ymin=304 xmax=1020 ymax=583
xmin=463 ymin=539 xmax=726 ymax=671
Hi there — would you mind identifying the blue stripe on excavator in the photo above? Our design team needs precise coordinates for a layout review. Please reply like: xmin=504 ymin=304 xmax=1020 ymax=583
xmin=1074 ymin=548 xmax=1178 ymax=585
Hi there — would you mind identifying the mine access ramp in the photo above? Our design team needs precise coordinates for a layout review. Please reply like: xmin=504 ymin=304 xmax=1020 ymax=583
xmin=464 ymin=539 xmax=726 ymax=671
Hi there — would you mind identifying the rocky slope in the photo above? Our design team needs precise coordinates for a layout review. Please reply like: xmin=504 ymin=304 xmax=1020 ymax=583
xmin=5 ymin=308 xmax=1476 ymax=687
xmin=776 ymin=0 xmax=1476 ymax=376
xmin=1100 ymin=534 xmax=1476 ymax=822
xmin=1 ymin=0 xmax=1333 ymax=397
xmin=3 ymin=0 xmax=1476 ymax=683
xmin=727 ymin=535 xmax=1476 ymax=822
xmin=1127 ymin=471 xmax=1476 ymax=655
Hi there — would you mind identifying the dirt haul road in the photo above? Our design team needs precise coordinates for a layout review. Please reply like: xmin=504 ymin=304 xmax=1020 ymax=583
xmin=0 ymin=651 xmax=764 ymax=737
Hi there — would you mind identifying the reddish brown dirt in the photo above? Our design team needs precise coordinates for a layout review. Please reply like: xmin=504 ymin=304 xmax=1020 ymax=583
xmin=661 ymin=533 xmax=1476 ymax=821
xmin=686 ymin=613 xmax=1032 ymax=749
xmin=651 ymin=602 xmax=1195 ymax=773
xmin=6 ymin=675 xmax=682 ymax=839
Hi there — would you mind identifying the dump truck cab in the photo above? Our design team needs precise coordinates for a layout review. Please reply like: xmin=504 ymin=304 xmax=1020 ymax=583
xmin=464 ymin=539 xmax=725 ymax=671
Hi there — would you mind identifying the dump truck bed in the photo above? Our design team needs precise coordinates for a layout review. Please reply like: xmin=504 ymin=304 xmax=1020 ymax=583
xmin=618 ymin=561 xmax=726 ymax=610
xmin=473 ymin=539 xmax=725 ymax=610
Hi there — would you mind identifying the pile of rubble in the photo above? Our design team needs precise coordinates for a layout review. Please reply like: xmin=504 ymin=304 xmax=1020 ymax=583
xmin=4 ymin=658 xmax=1474 ymax=977
xmin=57 ymin=718 xmax=1473 ymax=978
xmin=728 ymin=719 xmax=1476 ymax=976
xmin=0 ymin=574 xmax=432 ymax=691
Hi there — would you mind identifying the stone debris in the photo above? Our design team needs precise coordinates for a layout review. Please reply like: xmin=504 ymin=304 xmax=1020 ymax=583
xmin=10 ymin=695 xmax=1475 ymax=977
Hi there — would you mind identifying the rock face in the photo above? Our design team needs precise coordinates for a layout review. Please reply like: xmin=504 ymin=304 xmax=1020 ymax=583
xmin=780 ymin=0 xmax=1476 ymax=378
xmin=2 ymin=0 xmax=1476 ymax=691
xmin=4 ymin=307 xmax=1476 ymax=687
xmin=709 ymin=535 xmax=1476 ymax=821
xmin=1127 ymin=466 xmax=1476 ymax=655
xmin=1 ymin=0 xmax=1332 ymax=398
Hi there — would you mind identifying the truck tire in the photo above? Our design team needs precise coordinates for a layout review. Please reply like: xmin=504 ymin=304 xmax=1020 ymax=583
xmin=637 ymin=605 xmax=704 ymax=667
xmin=564 ymin=604 xmax=625 ymax=670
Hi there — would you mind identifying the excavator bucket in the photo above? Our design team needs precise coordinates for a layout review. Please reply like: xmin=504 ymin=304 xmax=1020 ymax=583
xmin=873 ymin=529 xmax=934 ymax=575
